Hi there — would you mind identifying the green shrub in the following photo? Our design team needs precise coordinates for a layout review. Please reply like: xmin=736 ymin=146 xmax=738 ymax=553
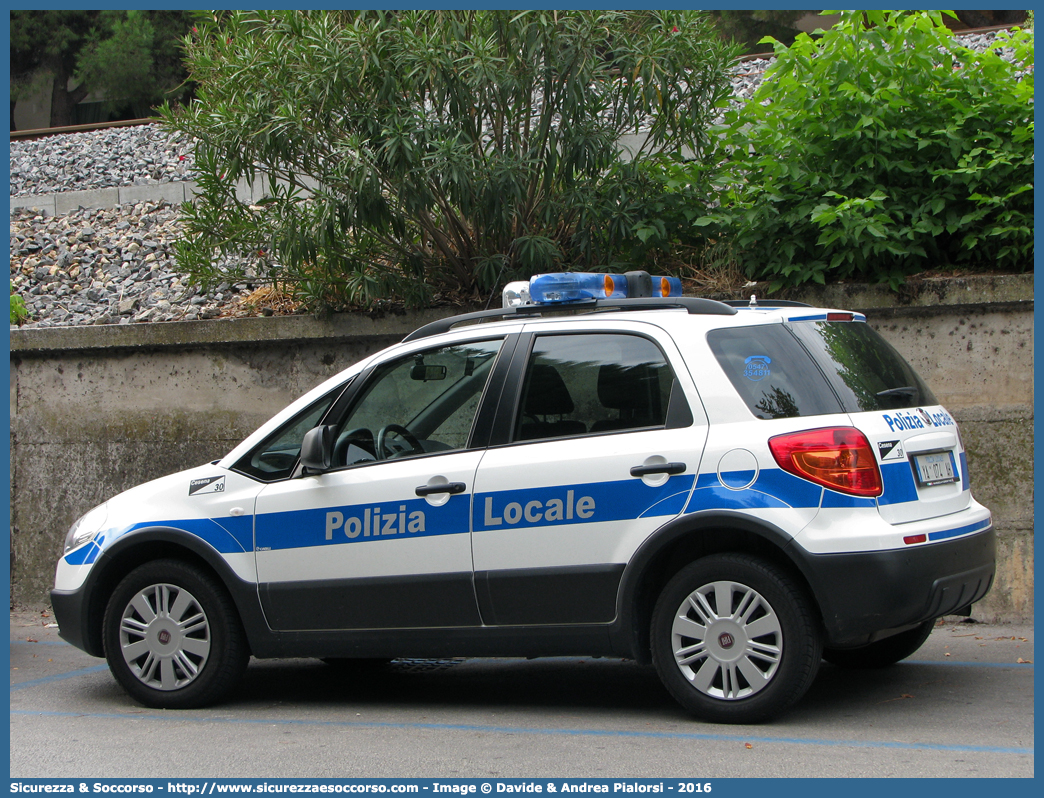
xmin=695 ymin=10 xmax=1034 ymax=292
xmin=10 ymin=293 xmax=30 ymax=326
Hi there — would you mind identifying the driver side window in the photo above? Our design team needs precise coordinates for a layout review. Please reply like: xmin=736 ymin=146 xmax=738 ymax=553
xmin=333 ymin=339 xmax=503 ymax=467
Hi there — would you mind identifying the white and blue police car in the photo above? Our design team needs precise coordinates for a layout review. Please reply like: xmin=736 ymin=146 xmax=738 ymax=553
xmin=51 ymin=271 xmax=994 ymax=723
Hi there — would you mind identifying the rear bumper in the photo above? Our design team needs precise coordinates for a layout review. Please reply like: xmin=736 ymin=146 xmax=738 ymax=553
xmin=795 ymin=526 xmax=995 ymax=647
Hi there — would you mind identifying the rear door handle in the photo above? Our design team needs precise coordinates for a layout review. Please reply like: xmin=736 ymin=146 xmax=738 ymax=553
xmin=630 ymin=462 xmax=686 ymax=478
xmin=415 ymin=482 xmax=467 ymax=497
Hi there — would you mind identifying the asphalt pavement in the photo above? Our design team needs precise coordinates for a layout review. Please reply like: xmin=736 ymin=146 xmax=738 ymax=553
xmin=9 ymin=610 xmax=1033 ymax=779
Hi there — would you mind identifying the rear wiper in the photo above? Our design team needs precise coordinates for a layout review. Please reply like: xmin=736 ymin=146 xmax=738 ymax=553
xmin=876 ymin=386 xmax=916 ymax=398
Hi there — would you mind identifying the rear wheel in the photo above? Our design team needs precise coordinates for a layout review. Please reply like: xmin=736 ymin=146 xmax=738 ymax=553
xmin=823 ymin=620 xmax=935 ymax=669
xmin=651 ymin=553 xmax=822 ymax=723
xmin=103 ymin=559 xmax=248 ymax=708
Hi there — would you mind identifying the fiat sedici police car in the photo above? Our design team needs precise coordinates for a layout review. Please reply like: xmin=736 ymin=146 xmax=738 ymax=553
xmin=52 ymin=271 xmax=994 ymax=723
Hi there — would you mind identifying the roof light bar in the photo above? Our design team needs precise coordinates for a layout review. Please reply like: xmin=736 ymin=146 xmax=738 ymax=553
xmin=505 ymin=271 xmax=683 ymax=308
xmin=502 ymin=281 xmax=531 ymax=308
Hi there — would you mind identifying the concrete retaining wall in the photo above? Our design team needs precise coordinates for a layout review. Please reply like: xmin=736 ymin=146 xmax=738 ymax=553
xmin=9 ymin=275 xmax=1033 ymax=620
xmin=10 ymin=176 xmax=313 ymax=217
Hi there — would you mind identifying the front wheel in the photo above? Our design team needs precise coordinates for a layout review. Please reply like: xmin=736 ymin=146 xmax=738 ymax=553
xmin=102 ymin=559 xmax=249 ymax=708
xmin=650 ymin=554 xmax=822 ymax=723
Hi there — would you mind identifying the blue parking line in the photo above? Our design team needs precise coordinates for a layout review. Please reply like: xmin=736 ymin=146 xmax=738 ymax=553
xmin=9 ymin=709 xmax=1033 ymax=756
xmin=905 ymin=659 xmax=1033 ymax=669
xmin=10 ymin=664 xmax=110 ymax=691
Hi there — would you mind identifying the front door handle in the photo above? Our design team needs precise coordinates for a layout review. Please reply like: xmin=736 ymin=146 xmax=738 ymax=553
xmin=630 ymin=462 xmax=686 ymax=478
xmin=415 ymin=482 xmax=467 ymax=497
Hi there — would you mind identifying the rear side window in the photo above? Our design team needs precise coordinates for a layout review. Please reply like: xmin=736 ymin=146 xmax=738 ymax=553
xmin=708 ymin=321 xmax=937 ymax=420
xmin=707 ymin=326 xmax=841 ymax=419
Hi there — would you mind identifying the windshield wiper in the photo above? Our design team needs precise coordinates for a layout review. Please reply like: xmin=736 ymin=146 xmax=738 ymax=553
xmin=876 ymin=386 xmax=917 ymax=398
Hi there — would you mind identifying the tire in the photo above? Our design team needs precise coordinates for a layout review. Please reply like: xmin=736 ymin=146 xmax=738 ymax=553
xmin=650 ymin=554 xmax=822 ymax=724
xmin=102 ymin=559 xmax=249 ymax=709
xmin=822 ymin=620 xmax=935 ymax=669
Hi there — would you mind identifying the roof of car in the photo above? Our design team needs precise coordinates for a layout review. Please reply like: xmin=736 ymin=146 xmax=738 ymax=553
xmin=403 ymin=297 xmax=742 ymax=342
xmin=399 ymin=296 xmax=865 ymax=343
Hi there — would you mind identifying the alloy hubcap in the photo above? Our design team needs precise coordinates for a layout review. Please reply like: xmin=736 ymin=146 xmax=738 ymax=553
xmin=671 ymin=579 xmax=782 ymax=700
xmin=119 ymin=583 xmax=211 ymax=691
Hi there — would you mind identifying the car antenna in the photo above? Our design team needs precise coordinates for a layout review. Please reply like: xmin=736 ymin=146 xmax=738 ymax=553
xmin=484 ymin=260 xmax=511 ymax=310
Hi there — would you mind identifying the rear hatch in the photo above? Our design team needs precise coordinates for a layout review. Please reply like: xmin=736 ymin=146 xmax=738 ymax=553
xmin=785 ymin=317 xmax=970 ymax=524
xmin=707 ymin=311 xmax=971 ymax=525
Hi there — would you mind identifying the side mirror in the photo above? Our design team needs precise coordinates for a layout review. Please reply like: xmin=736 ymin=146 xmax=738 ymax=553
xmin=300 ymin=425 xmax=336 ymax=474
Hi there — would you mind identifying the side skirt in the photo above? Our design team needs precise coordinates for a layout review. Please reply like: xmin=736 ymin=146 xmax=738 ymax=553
xmin=247 ymin=623 xmax=617 ymax=660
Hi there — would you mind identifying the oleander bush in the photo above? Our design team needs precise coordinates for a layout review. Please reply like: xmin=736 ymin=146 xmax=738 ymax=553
xmin=162 ymin=10 xmax=737 ymax=309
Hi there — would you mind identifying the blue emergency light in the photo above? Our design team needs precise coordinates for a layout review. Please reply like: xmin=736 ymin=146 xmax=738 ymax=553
xmin=523 ymin=271 xmax=683 ymax=305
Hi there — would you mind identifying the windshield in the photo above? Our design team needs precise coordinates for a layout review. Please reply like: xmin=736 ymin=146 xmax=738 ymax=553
xmin=788 ymin=321 xmax=937 ymax=411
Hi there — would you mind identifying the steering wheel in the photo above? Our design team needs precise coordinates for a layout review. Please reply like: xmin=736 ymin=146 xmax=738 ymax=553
xmin=376 ymin=424 xmax=424 ymax=460
xmin=334 ymin=427 xmax=374 ymax=467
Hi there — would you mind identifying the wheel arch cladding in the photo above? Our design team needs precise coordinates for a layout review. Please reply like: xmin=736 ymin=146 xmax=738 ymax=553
xmin=615 ymin=512 xmax=823 ymax=664
xmin=80 ymin=528 xmax=262 ymax=659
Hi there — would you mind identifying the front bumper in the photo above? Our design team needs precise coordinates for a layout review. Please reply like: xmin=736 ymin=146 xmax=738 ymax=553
xmin=50 ymin=585 xmax=101 ymax=657
xmin=795 ymin=526 xmax=995 ymax=647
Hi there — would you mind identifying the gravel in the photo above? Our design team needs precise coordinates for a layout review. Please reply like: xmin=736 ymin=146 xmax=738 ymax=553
xmin=10 ymin=125 xmax=195 ymax=198
xmin=9 ymin=27 xmax=1032 ymax=330
xmin=9 ymin=202 xmax=249 ymax=327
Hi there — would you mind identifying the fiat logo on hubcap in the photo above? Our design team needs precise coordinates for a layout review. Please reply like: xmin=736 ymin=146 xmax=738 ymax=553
xmin=158 ymin=630 xmax=171 ymax=645
xmin=719 ymin=632 xmax=735 ymax=649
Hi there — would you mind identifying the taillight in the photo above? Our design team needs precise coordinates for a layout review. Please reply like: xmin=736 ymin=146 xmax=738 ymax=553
xmin=769 ymin=427 xmax=883 ymax=497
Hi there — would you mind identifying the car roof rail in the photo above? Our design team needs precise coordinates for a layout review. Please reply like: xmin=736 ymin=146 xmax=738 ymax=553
xmin=402 ymin=296 xmax=738 ymax=343
xmin=720 ymin=299 xmax=812 ymax=308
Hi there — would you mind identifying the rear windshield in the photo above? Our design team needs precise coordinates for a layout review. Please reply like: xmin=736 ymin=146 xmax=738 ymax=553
xmin=789 ymin=320 xmax=937 ymax=411
xmin=707 ymin=321 xmax=936 ymax=420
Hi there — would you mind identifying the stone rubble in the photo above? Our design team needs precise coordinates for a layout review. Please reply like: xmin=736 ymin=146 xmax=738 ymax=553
xmin=8 ymin=28 xmax=1030 ymax=330
xmin=10 ymin=125 xmax=195 ymax=197
xmin=9 ymin=202 xmax=247 ymax=327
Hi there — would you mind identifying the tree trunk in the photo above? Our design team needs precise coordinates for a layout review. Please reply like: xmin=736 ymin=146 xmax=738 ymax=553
xmin=955 ymin=10 xmax=1028 ymax=29
xmin=47 ymin=62 xmax=90 ymax=128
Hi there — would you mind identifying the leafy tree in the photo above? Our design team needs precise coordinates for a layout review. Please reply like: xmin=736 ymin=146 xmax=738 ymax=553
xmin=75 ymin=11 xmax=194 ymax=119
xmin=10 ymin=10 xmax=95 ymax=127
xmin=693 ymin=10 xmax=1034 ymax=292
xmin=161 ymin=10 xmax=738 ymax=310
xmin=10 ymin=10 xmax=192 ymax=127
xmin=708 ymin=10 xmax=818 ymax=53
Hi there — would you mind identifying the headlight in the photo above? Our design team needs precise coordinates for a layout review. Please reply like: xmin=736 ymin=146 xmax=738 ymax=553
xmin=64 ymin=503 xmax=108 ymax=554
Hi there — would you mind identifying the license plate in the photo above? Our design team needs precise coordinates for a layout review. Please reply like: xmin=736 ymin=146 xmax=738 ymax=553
xmin=912 ymin=451 xmax=958 ymax=487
